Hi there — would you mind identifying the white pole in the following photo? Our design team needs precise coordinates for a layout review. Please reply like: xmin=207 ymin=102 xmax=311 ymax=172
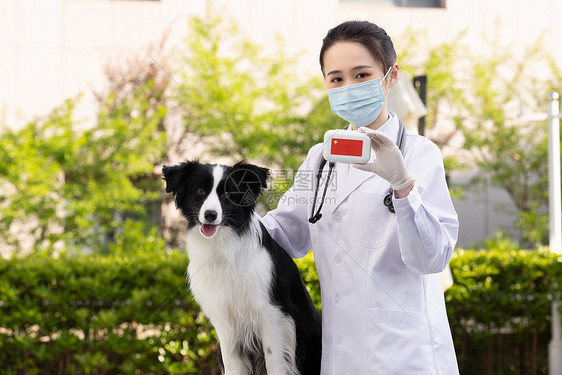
xmin=550 ymin=301 xmax=562 ymax=375
xmin=547 ymin=92 xmax=561 ymax=254
xmin=548 ymin=92 xmax=562 ymax=375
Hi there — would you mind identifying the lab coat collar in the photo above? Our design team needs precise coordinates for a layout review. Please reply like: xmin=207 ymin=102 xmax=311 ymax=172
xmin=334 ymin=112 xmax=400 ymax=208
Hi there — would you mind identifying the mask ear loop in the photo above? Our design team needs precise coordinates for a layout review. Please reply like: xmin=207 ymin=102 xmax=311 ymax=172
xmin=382 ymin=65 xmax=394 ymax=81
xmin=381 ymin=64 xmax=397 ymax=101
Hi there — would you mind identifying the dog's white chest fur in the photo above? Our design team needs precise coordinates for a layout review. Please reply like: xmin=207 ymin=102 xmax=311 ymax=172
xmin=186 ymin=223 xmax=274 ymax=324
xmin=186 ymin=221 xmax=299 ymax=375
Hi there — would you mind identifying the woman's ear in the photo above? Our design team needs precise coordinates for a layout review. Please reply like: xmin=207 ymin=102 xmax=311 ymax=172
xmin=387 ymin=63 xmax=400 ymax=89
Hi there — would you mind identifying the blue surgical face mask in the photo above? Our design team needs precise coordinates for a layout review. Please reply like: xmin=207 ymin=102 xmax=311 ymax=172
xmin=327 ymin=66 xmax=392 ymax=127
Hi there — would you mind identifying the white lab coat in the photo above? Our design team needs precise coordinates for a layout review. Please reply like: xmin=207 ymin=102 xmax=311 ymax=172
xmin=260 ymin=113 xmax=459 ymax=374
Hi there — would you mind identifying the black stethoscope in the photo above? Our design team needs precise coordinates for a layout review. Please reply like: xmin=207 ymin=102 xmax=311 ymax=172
xmin=309 ymin=120 xmax=406 ymax=224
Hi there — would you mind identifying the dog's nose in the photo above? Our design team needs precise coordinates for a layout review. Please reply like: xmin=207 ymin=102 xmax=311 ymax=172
xmin=204 ymin=210 xmax=218 ymax=223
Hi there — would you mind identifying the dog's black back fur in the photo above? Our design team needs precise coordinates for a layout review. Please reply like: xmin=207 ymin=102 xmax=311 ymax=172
xmin=259 ymin=222 xmax=322 ymax=374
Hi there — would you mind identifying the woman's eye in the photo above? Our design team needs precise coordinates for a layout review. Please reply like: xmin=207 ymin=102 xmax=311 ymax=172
xmin=196 ymin=189 xmax=206 ymax=196
xmin=331 ymin=77 xmax=342 ymax=83
xmin=356 ymin=73 xmax=369 ymax=79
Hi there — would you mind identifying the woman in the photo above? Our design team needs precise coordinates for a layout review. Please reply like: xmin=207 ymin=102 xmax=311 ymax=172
xmin=260 ymin=21 xmax=459 ymax=374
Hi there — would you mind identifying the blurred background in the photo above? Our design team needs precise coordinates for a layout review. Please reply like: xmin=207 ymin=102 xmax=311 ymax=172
xmin=0 ymin=0 xmax=561 ymax=374
xmin=2 ymin=0 xmax=561 ymax=253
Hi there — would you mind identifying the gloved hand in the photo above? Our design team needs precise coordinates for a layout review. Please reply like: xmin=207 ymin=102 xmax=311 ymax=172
xmin=353 ymin=127 xmax=415 ymax=191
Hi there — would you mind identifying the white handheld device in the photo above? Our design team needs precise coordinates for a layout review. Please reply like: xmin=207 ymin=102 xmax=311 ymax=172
xmin=322 ymin=129 xmax=371 ymax=164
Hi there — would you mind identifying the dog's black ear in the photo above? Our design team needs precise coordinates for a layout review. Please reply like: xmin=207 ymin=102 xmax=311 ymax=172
xmin=252 ymin=164 xmax=270 ymax=190
xmin=162 ymin=164 xmax=183 ymax=194
xmin=162 ymin=160 xmax=199 ymax=194
xmin=230 ymin=161 xmax=270 ymax=201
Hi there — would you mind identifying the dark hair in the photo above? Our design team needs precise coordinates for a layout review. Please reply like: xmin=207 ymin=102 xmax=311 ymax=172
xmin=319 ymin=20 xmax=397 ymax=75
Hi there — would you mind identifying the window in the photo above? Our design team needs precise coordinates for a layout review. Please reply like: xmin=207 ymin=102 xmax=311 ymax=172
xmin=340 ymin=0 xmax=446 ymax=8
xmin=393 ymin=0 xmax=445 ymax=7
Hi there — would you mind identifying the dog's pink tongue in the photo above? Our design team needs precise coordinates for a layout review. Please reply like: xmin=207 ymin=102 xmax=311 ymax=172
xmin=201 ymin=224 xmax=218 ymax=237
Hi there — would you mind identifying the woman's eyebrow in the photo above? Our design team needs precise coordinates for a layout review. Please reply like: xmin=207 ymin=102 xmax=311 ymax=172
xmin=352 ymin=65 xmax=375 ymax=71
xmin=326 ymin=69 xmax=342 ymax=77
xmin=326 ymin=65 xmax=376 ymax=77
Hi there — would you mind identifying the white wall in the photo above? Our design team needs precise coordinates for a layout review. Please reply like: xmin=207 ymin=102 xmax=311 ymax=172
xmin=0 ymin=0 xmax=337 ymax=128
xmin=3 ymin=0 xmax=558 ymax=127
xmin=338 ymin=0 xmax=562 ymax=63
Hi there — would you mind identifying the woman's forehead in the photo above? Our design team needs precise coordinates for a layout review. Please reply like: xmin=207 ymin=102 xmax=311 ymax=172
xmin=323 ymin=42 xmax=384 ymax=75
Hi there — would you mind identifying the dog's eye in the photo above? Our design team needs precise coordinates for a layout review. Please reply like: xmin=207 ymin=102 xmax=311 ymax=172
xmin=222 ymin=192 xmax=231 ymax=199
xmin=196 ymin=189 xmax=206 ymax=196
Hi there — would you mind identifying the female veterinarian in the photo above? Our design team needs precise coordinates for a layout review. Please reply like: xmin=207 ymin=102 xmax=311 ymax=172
xmin=260 ymin=20 xmax=459 ymax=374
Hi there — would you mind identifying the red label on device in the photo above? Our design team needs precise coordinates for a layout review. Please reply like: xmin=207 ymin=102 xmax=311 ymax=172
xmin=330 ymin=138 xmax=363 ymax=156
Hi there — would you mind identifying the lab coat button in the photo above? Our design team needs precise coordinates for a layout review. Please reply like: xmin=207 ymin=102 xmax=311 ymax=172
xmin=335 ymin=335 xmax=341 ymax=345
xmin=335 ymin=254 xmax=342 ymax=264
xmin=333 ymin=214 xmax=342 ymax=223
xmin=335 ymin=294 xmax=340 ymax=304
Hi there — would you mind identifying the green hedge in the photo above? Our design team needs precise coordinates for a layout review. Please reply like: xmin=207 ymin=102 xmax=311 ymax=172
xmin=446 ymin=248 xmax=562 ymax=375
xmin=0 ymin=249 xmax=560 ymax=374
xmin=0 ymin=251 xmax=217 ymax=374
xmin=297 ymin=248 xmax=562 ymax=375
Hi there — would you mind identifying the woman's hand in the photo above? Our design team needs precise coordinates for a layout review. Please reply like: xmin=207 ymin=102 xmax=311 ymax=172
xmin=353 ymin=127 xmax=415 ymax=191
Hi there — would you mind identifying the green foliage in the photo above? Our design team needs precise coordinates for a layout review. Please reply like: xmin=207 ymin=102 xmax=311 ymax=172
xmin=447 ymin=248 xmax=558 ymax=332
xmin=452 ymin=36 xmax=559 ymax=247
xmin=0 ymin=250 xmax=217 ymax=374
xmin=294 ymin=251 xmax=321 ymax=312
xmin=396 ymin=30 xmax=469 ymax=175
xmin=398 ymin=30 xmax=467 ymax=132
xmin=481 ymin=229 xmax=521 ymax=252
xmin=0 ymin=81 xmax=167 ymax=253
xmin=457 ymin=41 xmax=551 ymax=214
xmin=294 ymin=247 xmax=562 ymax=375
xmin=446 ymin=248 xmax=560 ymax=374
xmin=515 ymin=203 xmax=549 ymax=247
xmin=108 ymin=219 xmax=167 ymax=256
xmin=0 ymin=247 xmax=560 ymax=374
xmin=398 ymin=28 xmax=561 ymax=247
xmin=177 ymin=6 xmax=344 ymax=171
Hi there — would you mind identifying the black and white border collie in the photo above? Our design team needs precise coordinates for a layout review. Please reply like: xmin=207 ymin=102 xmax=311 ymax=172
xmin=162 ymin=160 xmax=321 ymax=375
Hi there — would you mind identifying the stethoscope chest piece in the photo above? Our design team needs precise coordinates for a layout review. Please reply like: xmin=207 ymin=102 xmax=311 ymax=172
xmin=383 ymin=188 xmax=395 ymax=214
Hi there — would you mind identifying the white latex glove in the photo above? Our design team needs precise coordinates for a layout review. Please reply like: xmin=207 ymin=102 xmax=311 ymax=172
xmin=353 ymin=127 xmax=415 ymax=191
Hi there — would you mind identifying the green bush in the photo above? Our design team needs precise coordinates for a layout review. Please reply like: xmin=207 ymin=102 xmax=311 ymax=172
xmin=0 ymin=251 xmax=217 ymax=374
xmin=299 ymin=247 xmax=561 ymax=374
xmin=446 ymin=248 xmax=561 ymax=375
xmin=1 ymin=248 xmax=560 ymax=374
